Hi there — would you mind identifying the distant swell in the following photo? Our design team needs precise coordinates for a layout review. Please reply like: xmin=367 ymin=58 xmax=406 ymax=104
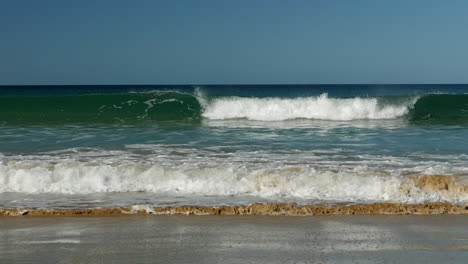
xmin=0 ymin=91 xmax=466 ymax=124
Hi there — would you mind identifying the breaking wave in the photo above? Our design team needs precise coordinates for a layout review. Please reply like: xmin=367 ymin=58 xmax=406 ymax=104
xmin=203 ymin=94 xmax=415 ymax=121
xmin=0 ymin=160 xmax=467 ymax=204
xmin=0 ymin=91 xmax=466 ymax=124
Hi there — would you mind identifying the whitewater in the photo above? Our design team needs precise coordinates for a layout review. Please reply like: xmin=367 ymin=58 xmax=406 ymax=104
xmin=1 ymin=154 xmax=468 ymax=206
xmin=202 ymin=93 xmax=415 ymax=121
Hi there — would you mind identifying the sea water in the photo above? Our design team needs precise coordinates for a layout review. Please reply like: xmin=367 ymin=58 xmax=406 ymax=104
xmin=0 ymin=85 xmax=467 ymax=209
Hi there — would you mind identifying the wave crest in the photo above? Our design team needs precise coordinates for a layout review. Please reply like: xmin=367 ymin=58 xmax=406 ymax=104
xmin=0 ymin=91 xmax=466 ymax=124
xmin=203 ymin=94 xmax=414 ymax=121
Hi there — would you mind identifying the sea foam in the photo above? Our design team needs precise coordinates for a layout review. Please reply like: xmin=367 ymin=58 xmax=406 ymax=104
xmin=202 ymin=93 xmax=415 ymax=121
xmin=1 ymin=160 xmax=466 ymax=204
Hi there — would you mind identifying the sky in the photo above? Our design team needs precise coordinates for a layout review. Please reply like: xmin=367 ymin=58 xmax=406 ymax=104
xmin=1 ymin=0 xmax=468 ymax=85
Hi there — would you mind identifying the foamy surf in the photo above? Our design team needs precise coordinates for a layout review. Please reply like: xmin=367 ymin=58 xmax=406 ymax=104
xmin=1 ymin=158 xmax=467 ymax=208
xmin=202 ymin=94 xmax=415 ymax=121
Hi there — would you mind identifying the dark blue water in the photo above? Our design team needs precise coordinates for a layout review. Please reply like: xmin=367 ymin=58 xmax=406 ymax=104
xmin=1 ymin=84 xmax=468 ymax=97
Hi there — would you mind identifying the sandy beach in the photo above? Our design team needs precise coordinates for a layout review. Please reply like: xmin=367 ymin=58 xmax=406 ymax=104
xmin=1 ymin=215 xmax=467 ymax=263
xmin=1 ymin=202 xmax=468 ymax=217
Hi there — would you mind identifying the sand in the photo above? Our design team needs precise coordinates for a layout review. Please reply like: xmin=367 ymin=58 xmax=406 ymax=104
xmin=1 ymin=202 xmax=467 ymax=217
xmin=1 ymin=215 xmax=467 ymax=263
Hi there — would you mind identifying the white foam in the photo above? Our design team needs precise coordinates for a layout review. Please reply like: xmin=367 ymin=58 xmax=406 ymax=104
xmin=194 ymin=86 xmax=209 ymax=108
xmin=1 ymin=160 xmax=466 ymax=204
xmin=202 ymin=94 xmax=415 ymax=121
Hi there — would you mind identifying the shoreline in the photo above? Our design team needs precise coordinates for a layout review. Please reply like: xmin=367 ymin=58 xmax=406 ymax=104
xmin=1 ymin=202 xmax=467 ymax=217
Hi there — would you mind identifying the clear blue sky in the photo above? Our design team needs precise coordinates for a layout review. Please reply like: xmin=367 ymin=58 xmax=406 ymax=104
xmin=1 ymin=0 xmax=467 ymax=84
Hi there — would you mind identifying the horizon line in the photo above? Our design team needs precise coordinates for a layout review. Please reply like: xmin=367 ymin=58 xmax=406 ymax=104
xmin=1 ymin=83 xmax=468 ymax=87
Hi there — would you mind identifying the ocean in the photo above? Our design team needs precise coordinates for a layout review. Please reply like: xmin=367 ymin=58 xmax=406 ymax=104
xmin=0 ymin=85 xmax=467 ymax=210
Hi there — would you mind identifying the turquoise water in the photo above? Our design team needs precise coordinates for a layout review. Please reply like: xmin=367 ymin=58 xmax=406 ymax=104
xmin=0 ymin=85 xmax=467 ymax=208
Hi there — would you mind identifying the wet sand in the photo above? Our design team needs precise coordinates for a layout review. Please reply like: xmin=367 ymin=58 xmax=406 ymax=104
xmin=1 ymin=215 xmax=467 ymax=263
xmin=1 ymin=202 xmax=468 ymax=217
